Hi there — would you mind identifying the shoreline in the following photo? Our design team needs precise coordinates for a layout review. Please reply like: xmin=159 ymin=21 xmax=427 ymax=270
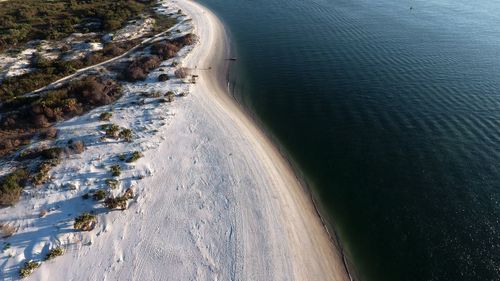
xmin=178 ymin=0 xmax=352 ymax=280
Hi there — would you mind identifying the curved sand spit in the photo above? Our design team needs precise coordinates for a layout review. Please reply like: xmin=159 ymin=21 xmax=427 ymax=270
xmin=32 ymin=1 xmax=350 ymax=280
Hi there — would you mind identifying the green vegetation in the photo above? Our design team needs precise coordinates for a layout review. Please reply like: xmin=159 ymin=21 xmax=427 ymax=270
xmin=40 ymin=147 xmax=63 ymax=160
xmin=104 ymin=196 xmax=128 ymax=210
xmin=44 ymin=247 xmax=64 ymax=261
xmin=152 ymin=13 xmax=177 ymax=33
xmin=93 ymin=190 xmax=107 ymax=201
xmin=106 ymin=179 xmax=119 ymax=189
xmin=74 ymin=213 xmax=97 ymax=231
xmin=165 ymin=91 xmax=175 ymax=102
xmin=0 ymin=0 xmax=152 ymax=51
xmin=119 ymin=128 xmax=133 ymax=142
xmin=104 ymin=188 xmax=133 ymax=210
xmin=103 ymin=124 xmax=121 ymax=139
xmin=0 ymin=169 xmax=28 ymax=206
xmin=19 ymin=260 xmax=40 ymax=278
xmin=99 ymin=112 xmax=113 ymax=121
xmin=2 ymin=76 xmax=122 ymax=130
xmin=33 ymin=159 xmax=60 ymax=186
xmin=110 ymin=165 xmax=121 ymax=177
xmin=126 ymin=151 xmax=143 ymax=163
xmin=158 ymin=74 xmax=169 ymax=82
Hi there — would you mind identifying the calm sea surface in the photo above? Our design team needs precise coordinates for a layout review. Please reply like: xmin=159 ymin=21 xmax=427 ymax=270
xmin=196 ymin=0 xmax=500 ymax=280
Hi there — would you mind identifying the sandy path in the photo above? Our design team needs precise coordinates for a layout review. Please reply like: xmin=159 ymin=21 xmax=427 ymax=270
xmin=29 ymin=1 xmax=350 ymax=280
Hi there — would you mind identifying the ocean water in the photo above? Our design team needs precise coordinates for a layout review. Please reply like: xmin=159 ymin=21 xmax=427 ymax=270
xmin=196 ymin=0 xmax=500 ymax=280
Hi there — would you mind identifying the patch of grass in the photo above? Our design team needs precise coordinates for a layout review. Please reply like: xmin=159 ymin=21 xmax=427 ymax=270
xmin=44 ymin=247 xmax=64 ymax=261
xmin=74 ymin=212 xmax=97 ymax=231
xmin=110 ymin=165 xmax=121 ymax=177
xmin=126 ymin=151 xmax=143 ymax=163
xmin=0 ymin=169 xmax=28 ymax=207
xmin=19 ymin=260 xmax=40 ymax=278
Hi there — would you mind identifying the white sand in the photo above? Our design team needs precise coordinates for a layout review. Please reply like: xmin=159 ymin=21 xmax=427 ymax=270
xmin=1 ymin=1 xmax=350 ymax=280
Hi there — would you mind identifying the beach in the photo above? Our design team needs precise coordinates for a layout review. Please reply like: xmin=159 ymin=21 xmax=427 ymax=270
xmin=23 ymin=0 xmax=350 ymax=280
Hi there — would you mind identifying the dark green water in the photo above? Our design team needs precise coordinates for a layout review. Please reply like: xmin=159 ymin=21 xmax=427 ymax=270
xmin=196 ymin=0 xmax=500 ymax=280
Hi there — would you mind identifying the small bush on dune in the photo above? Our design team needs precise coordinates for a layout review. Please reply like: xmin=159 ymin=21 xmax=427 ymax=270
xmin=0 ymin=169 xmax=28 ymax=206
xmin=40 ymin=147 xmax=63 ymax=160
xmin=44 ymin=247 xmax=64 ymax=261
xmin=123 ymin=56 xmax=161 ymax=82
xmin=158 ymin=74 xmax=169 ymax=82
xmin=104 ymin=196 xmax=128 ymax=210
xmin=19 ymin=260 xmax=40 ymax=278
xmin=93 ymin=189 xmax=107 ymax=201
xmin=74 ymin=212 xmax=97 ymax=231
xmin=99 ymin=112 xmax=113 ymax=121
xmin=126 ymin=151 xmax=143 ymax=163
xmin=103 ymin=123 xmax=120 ymax=139
xmin=69 ymin=76 xmax=122 ymax=106
xmin=33 ymin=160 xmax=59 ymax=186
xmin=165 ymin=91 xmax=175 ymax=102
xmin=110 ymin=165 xmax=121 ymax=177
xmin=119 ymin=128 xmax=133 ymax=142
xmin=105 ymin=179 xmax=119 ymax=189
xmin=152 ymin=42 xmax=179 ymax=60
xmin=67 ymin=140 xmax=85 ymax=154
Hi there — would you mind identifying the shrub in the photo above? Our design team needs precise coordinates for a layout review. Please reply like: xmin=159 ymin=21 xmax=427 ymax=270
xmin=33 ymin=160 xmax=58 ymax=186
xmin=158 ymin=74 xmax=169 ymax=82
xmin=110 ymin=165 xmax=121 ymax=177
xmin=123 ymin=56 xmax=161 ymax=82
xmin=152 ymin=42 xmax=179 ymax=60
xmin=93 ymin=190 xmax=107 ymax=201
xmin=165 ymin=91 xmax=175 ymax=102
xmin=119 ymin=128 xmax=133 ymax=142
xmin=105 ymin=179 xmax=119 ymax=189
xmin=104 ymin=196 xmax=128 ymax=210
xmin=0 ymin=169 xmax=28 ymax=206
xmin=42 ymin=127 xmax=58 ymax=139
xmin=74 ymin=213 xmax=97 ymax=231
xmin=67 ymin=140 xmax=85 ymax=154
xmin=99 ymin=112 xmax=113 ymax=121
xmin=69 ymin=76 xmax=121 ymax=106
xmin=123 ymin=187 xmax=134 ymax=199
xmin=104 ymin=124 xmax=120 ymax=139
xmin=19 ymin=260 xmax=40 ymax=278
xmin=44 ymin=247 xmax=64 ymax=261
xmin=41 ymin=147 xmax=63 ymax=160
xmin=126 ymin=151 xmax=143 ymax=163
